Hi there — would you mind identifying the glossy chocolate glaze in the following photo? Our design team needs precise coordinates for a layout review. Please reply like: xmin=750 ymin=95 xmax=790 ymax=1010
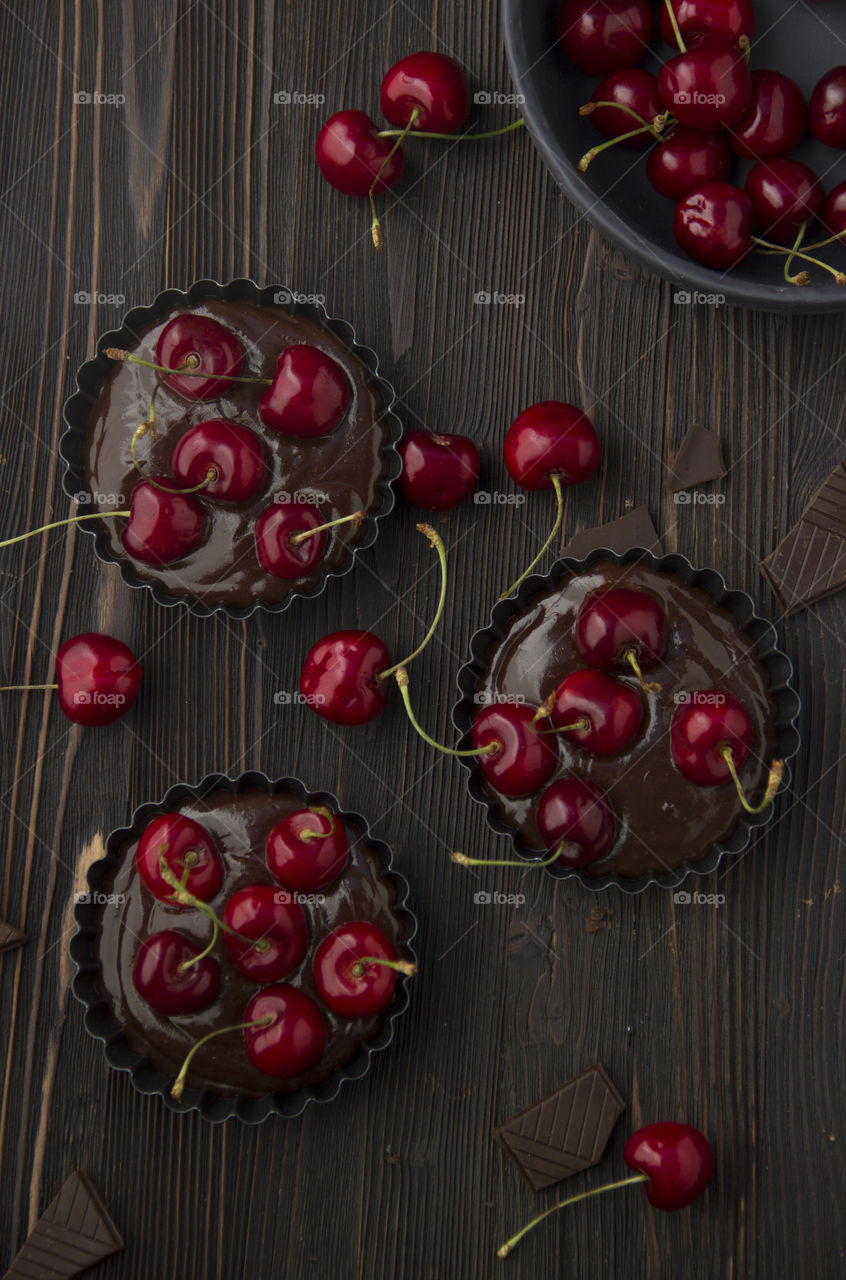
xmin=96 ymin=787 xmax=408 ymax=1096
xmin=476 ymin=562 xmax=777 ymax=878
xmin=83 ymin=299 xmax=388 ymax=607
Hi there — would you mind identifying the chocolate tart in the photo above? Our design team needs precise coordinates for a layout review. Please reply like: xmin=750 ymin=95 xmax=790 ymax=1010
xmin=70 ymin=772 xmax=416 ymax=1123
xmin=453 ymin=548 xmax=800 ymax=894
xmin=61 ymin=280 xmax=402 ymax=618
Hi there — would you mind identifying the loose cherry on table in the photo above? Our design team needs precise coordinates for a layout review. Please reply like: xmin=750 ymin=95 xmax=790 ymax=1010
xmin=266 ymin=806 xmax=349 ymax=892
xmin=133 ymin=930 xmax=221 ymax=1017
xmin=259 ymin=344 xmax=351 ymax=437
xmin=136 ymin=812 xmax=224 ymax=903
xmin=313 ymin=921 xmax=416 ymax=1017
xmin=557 ymin=0 xmax=654 ymax=76
xmin=658 ymin=36 xmax=752 ymax=132
xmin=497 ymin=1121 xmax=714 ymax=1258
xmin=316 ymin=109 xmax=406 ymax=197
xmin=254 ymin=499 xmax=364 ymax=581
xmin=745 ymin=159 xmax=825 ymax=245
xmin=728 ymin=70 xmax=809 ymax=160
xmin=398 ymin=431 xmax=480 ymax=511
xmin=222 ymin=884 xmax=308 ymax=983
xmin=380 ymin=52 xmax=471 ymax=134
xmin=673 ymin=181 xmax=754 ymax=270
xmin=172 ymin=420 xmax=267 ymax=501
xmin=809 ymin=66 xmax=846 ymax=149
xmin=575 ymin=587 xmax=667 ymax=695
xmin=0 ymin=632 xmax=142 ymax=728
xmin=670 ymin=690 xmax=784 ymax=812
xmin=548 ymin=668 xmax=643 ymax=754
xmin=658 ymin=0 xmax=754 ymax=46
xmin=646 ymin=125 xmax=731 ymax=200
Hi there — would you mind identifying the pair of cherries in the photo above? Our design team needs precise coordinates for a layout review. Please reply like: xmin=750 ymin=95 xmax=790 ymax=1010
xmin=1 ymin=632 xmax=141 ymax=728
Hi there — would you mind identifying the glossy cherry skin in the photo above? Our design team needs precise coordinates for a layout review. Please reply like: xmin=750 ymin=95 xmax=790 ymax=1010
xmin=121 ymin=478 xmax=205 ymax=565
xmin=588 ymin=69 xmax=663 ymax=146
xmin=646 ymin=125 xmax=731 ymax=200
xmin=254 ymin=499 xmax=326 ymax=579
xmin=658 ymin=36 xmax=752 ymax=132
xmin=399 ymin=431 xmax=480 ymax=510
xmin=222 ymin=884 xmax=308 ymax=983
xmin=380 ymin=52 xmax=470 ymax=133
xmin=504 ymin=402 xmax=600 ymax=492
xmin=536 ymin=776 xmax=616 ymax=867
xmin=550 ymin=668 xmax=642 ymax=755
xmin=267 ymin=807 xmax=349 ymax=892
xmin=576 ymin=588 xmax=667 ymax=672
xmin=671 ymin=691 xmax=752 ymax=786
xmin=729 ymin=70 xmax=808 ymax=160
xmin=299 ymin=630 xmax=390 ymax=725
xmin=658 ymin=0 xmax=754 ymax=45
xmin=133 ymin=930 xmax=221 ymax=1016
xmin=55 ymin=632 xmax=141 ymax=727
xmin=155 ymin=314 xmax=244 ymax=401
xmin=259 ymin=344 xmax=350 ymax=438
xmin=315 ymin=110 xmax=405 ymax=197
xmin=136 ymin=812 xmax=224 ymax=904
xmin=673 ymin=181 xmax=753 ymax=269
xmin=809 ymin=66 xmax=846 ymax=149
xmin=244 ymin=984 xmax=327 ymax=1077
xmin=624 ymin=1123 xmax=715 ymax=1210
xmin=821 ymin=181 xmax=846 ymax=236
xmin=471 ymin=704 xmax=558 ymax=798
xmin=314 ymin=921 xmax=400 ymax=1016
xmin=745 ymin=159 xmax=824 ymax=243
xmin=557 ymin=0 xmax=653 ymax=76
xmin=172 ymin=420 xmax=266 ymax=501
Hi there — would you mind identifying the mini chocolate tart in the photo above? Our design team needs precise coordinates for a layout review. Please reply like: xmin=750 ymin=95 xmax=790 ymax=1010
xmin=70 ymin=772 xmax=416 ymax=1122
xmin=453 ymin=549 xmax=800 ymax=893
xmin=61 ymin=281 xmax=402 ymax=618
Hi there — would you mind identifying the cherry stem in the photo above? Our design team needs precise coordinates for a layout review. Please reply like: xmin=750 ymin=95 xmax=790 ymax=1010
xmin=299 ymin=805 xmax=337 ymax=842
xmin=579 ymin=101 xmax=666 ymax=139
xmin=376 ymin=117 xmax=526 ymax=142
xmin=796 ymin=228 xmax=846 ymax=253
xmin=290 ymin=509 xmax=365 ymax=545
xmin=157 ymin=855 xmax=270 ymax=952
xmin=351 ymin=955 xmax=418 ymax=979
xmin=0 ymin=683 xmax=58 ymax=692
xmin=578 ymin=124 xmax=658 ymax=171
xmin=171 ymin=1015 xmax=273 ymax=1101
xmin=738 ymin=34 xmax=751 ymax=62
xmin=539 ymin=717 xmax=591 ymax=736
xmin=450 ymin=846 xmax=568 ymax=869
xmin=752 ymin=237 xmax=846 ymax=284
xmin=104 ymin=347 xmax=272 ymax=385
xmin=497 ymin=1173 xmax=649 ymax=1258
xmin=783 ymin=222 xmax=810 ymax=287
xmin=624 ymin=648 xmax=661 ymax=695
xmin=177 ymin=920 xmax=220 ymax=971
xmin=500 ymin=473 xmax=564 ymax=600
xmin=370 ymin=106 xmax=421 ymax=250
xmin=0 ymin=510 xmax=131 ymax=548
xmin=378 ymin=524 xmax=447 ymax=681
xmin=395 ymin=667 xmax=499 ymax=758
xmin=663 ymin=0 xmax=686 ymax=52
xmin=720 ymin=748 xmax=784 ymax=814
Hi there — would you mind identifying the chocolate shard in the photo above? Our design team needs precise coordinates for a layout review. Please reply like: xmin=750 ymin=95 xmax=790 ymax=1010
xmin=667 ymin=424 xmax=726 ymax=492
xmin=494 ymin=1063 xmax=625 ymax=1192
xmin=562 ymin=506 xmax=663 ymax=560
xmin=0 ymin=920 xmax=26 ymax=955
xmin=761 ymin=462 xmax=846 ymax=613
xmin=3 ymin=1171 xmax=123 ymax=1279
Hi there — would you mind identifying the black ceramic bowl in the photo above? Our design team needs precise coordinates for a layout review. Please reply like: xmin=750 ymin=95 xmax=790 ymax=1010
xmin=503 ymin=0 xmax=846 ymax=313
xmin=452 ymin=547 xmax=800 ymax=893
xmin=61 ymin=280 xmax=403 ymax=618
xmin=70 ymin=771 xmax=417 ymax=1123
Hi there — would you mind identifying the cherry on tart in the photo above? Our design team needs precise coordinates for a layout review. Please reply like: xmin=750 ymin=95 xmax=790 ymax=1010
xmin=646 ymin=126 xmax=731 ymax=200
xmin=575 ymin=587 xmax=667 ymax=694
xmin=133 ymin=930 xmax=221 ymax=1017
xmin=266 ymin=807 xmax=349 ymax=891
xmin=548 ymin=668 xmax=643 ymax=754
xmin=172 ymin=420 xmax=266 ymax=501
xmin=728 ymin=70 xmax=808 ymax=160
xmin=673 ymin=181 xmax=753 ymax=270
xmin=557 ymin=0 xmax=654 ymax=76
xmin=222 ymin=884 xmax=308 ymax=982
xmin=314 ymin=921 xmax=416 ymax=1016
xmin=658 ymin=0 xmax=754 ymax=45
xmin=154 ymin=314 xmax=245 ymax=401
xmin=657 ymin=36 xmax=752 ymax=132
xmin=243 ymin=984 xmax=327 ymax=1077
xmin=809 ymin=66 xmax=846 ymax=149
xmin=380 ymin=52 xmax=471 ymax=134
xmin=398 ymin=431 xmax=480 ymax=510
xmin=52 ymin=632 xmax=141 ymax=726
xmin=471 ymin=703 xmax=559 ymax=798
xmin=136 ymin=812 xmax=224 ymax=903
xmin=258 ymin=344 xmax=351 ymax=438
xmin=536 ymin=776 xmax=616 ymax=867
xmin=671 ymin=691 xmax=783 ymax=812
xmin=254 ymin=500 xmax=327 ymax=580
xmin=120 ymin=478 xmax=205 ymax=565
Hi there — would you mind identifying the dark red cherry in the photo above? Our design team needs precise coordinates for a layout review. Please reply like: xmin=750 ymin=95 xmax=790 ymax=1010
xmin=670 ymin=690 xmax=752 ymax=785
xmin=504 ymin=401 xmax=600 ymax=492
xmin=222 ymin=884 xmax=307 ymax=982
xmin=314 ymin=921 xmax=401 ymax=1016
xmin=673 ymin=181 xmax=753 ymax=269
xmin=121 ymin=478 xmax=205 ymax=565
xmin=136 ymin=812 xmax=224 ymax=904
xmin=809 ymin=66 xmax=846 ymax=149
xmin=536 ymin=775 xmax=616 ymax=867
xmin=576 ymin=587 xmax=667 ymax=673
xmin=259 ymin=344 xmax=350 ymax=438
xmin=557 ymin=0 xmax=653 ymax=76
xmin=155 ymin=314 xmax=244 ymax=401
xmin=646 ymin=125 xmax=731 ymax=199
xmin=299 ymin=630 xmax=391 ymax=725
xmin=254 ymin=499 xmax=326 ymax=579
xmin=380 ymin=52 xmax=470 ymax=133
xmin=55 ymin=632 xmax=141 ymax=726
xmin=729 ymin=70 xmax=808 ymax=159
xmin=658 ymin=36 xmax=752 ymax=132
xmin=658 ymin=0 xmax=754 ymax=45
xmin=266 ymin=807 xmax=349 ymax=892
xmin=133 ymin=930 xmax=221 ymax=1016
xmin=172 ymin=419 xmax=266 ymax=501
xmin=244 ymin=983 xmax=327 ymax=1077
xmin=588 ymin=69 xmax=663 ymax=146
xmin=821 ymin=181 xmax=846 ymax=236
xmin=315 ymin=109 xmax=405 ymax=197
xmin=398 ymin=431 xmax=480 ymax=510
xmin=745 ymin=158 xmax=824 ymax=243
xmin=623 ymin=1123 xmax=715 ymax=1209
xmin=549 ymin=668 xmax=642 ymax=754
xmin=471 ymin=703 xmax=558 ymax=798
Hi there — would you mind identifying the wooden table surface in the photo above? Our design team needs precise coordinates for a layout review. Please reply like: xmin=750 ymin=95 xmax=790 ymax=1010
xmin=0 ymin=3 xmax=843 ymax=1278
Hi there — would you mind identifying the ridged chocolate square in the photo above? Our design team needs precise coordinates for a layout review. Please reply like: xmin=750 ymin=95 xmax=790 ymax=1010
xmin=761 ymin=463 xmax=846 ymax=613
xmin=3 ymin=1171 xmax=123 ymax=1279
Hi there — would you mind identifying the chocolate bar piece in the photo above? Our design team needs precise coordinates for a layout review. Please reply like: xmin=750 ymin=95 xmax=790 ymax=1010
xmin=563 ymin=505 xmax=663 ymax=559
xmin=761 ymin=462 xmax=846 ymax=613
xmin=0 ymin=919 xmax=26 ymax=955
xmin=3 ymin=1171 xmax=123 ymax=1279
xmin=667 ymin=424 xmax=726 ymax=492
xmin=494 ymin=1063 xmax=625 ymax=1191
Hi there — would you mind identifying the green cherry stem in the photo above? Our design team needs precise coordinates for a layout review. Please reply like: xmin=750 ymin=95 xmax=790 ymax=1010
xmin=579 ymin=101 xmax=668 ymax=139
xmin=378 ymin=524 xmax=448 ymax=682
xmin=290 ymin=509 xmax=366 ymax=545
xmin=497 ymin=1174 xmax=650 ymax=1259
xmin=663 ymin=0 xmax=687 ymax=52
xmin=0 ymin=682 xmax=58 ymax=692
xmin=104 ymin=348 xmax=272 ymax=385
xmin=752 ymin=237 xmax=846 ymax=284
xmin=370 ymin=106 xmax=421 ymax=250
xmin=720 ymin=748 xmax=784 ymax=814
xmin=0 ymin=510 xmax=131 ymax=548
xmin=178 ymin=920 xmax=220 ymax=971
xmin=450 ymin=846 xmax=567 ymax=869
xmin=578 ymin=124 xmax=659 ymax=170
xmin=624 ymin=647 xmax=661 ymax=695
xmin=539 ymin=716 xmax=591 ymax=736
xmin=171 ymin=1015 xmax=273 ymax=1101
xmin=395 ymin=668 xmax=499 ymax=758
xmin=157 ymin=856 xmax=269 ymax=952
xmin=500 ymin=473 xmax=564 ymax=600
xmin=376 ymin=117 xmax=526 ymax=142
xmin=351 ymin=955 xmax=418 ymax=979
xmin=299 ymin=806 xmax=337 ymax=842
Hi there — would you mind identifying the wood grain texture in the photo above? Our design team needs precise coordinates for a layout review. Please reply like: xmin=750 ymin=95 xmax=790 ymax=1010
xmin=0 ymin=2 xmax=843 ymax=1277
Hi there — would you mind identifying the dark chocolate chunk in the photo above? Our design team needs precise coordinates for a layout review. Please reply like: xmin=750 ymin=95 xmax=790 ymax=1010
xmin=667 ymin=424 xmax=726 ymax=492
xmin=494 ymin=1063 xmax=625 ymax=1191
xmin=0 ymin=919 xmax=26 ymax=955
xmin=562 ymin=506 xmax=663 ymax=559
xmin=761 ymin=462 xmax=846 ymax=613
xmin=3 ymin=1171 xmax=123 ymax=1279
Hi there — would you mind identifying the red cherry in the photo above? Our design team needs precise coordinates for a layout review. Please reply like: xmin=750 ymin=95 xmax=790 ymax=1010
xmin=259 ymin=344 xmax=350 ymax=438
xmin=536 ymin=775 xmax=616 ymax=867
xmin=172 ymin=419 xmax=266 ymax=501
xmin=576 ymin=587 xmax=667 ymax=675
xmin=55 ymin=632 xmax=141 ymax=727
xmin=658 ymin=0 xmax=754 ymax=45
xmin=155 ymin=314 xmax=244 ymax=401
xmin=504 ymin=401 xmax=600 ymax=492
xmin=658 ymin=36 xmax=752 ymax=132
xmin=809 ymin=66 xmax=846 ymax=149
xmin=549 ymin=668 xmax=642 ymax=754
xmin=588 ymin=69 xmax=663 ymax=146
xmin=673 ymin=181 xmax=753 ymax=270
xmin=745 ymin=158 xmax=824 ymax=244
xmin=244 ymin=983 xmax=327 ymax=1077
xmin=266 ymin=807 xmax=349 ymax=892
xmin=315 ymin=109 xmax=405 ymax=197
xmin=121 ymin=478 xmax=205 ymax=565
xmin=132 ymin=930 xmax=221 ymax=1016
xmin=623 ymin=1122 xmax=715 ymax=1209
xmin=646 ymin=125 xmax=731 ymax=199
xmin=254 ymin=499 xmax=327 ymax=579
xmin=670 ymin=690 xmax=752 ymax=785
xmin=299 ymin=630 xmax=391 ymax=725
xmin=729 ymin=70 xmax=808 ymax=160
xmin=314 ymin=921 xmax=401 ymax=1016
xmin=222 ymin=884 xmax=307 ymax=982
xmin=398 ymin=431 xmax=480 ymax=510
xmin=471 ymin=703 xmax=558 ymax=798
xmin=821 ymin=181 xmax=846 ymax=236
xmin=136 ymin=812 xmax=224 ymax=904
xmin=557 ymin=0 xmax=653 ymax=76
xmin=380 ymin=52 xmax=470 ymax=133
